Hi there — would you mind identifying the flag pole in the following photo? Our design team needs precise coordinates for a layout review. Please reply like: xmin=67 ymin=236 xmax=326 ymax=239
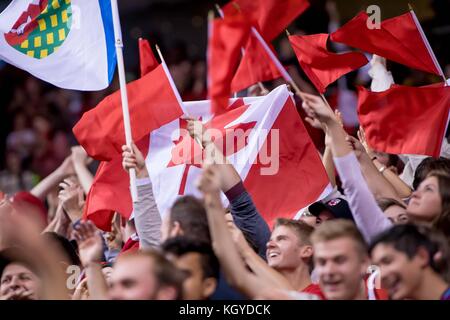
xmin=214 ymin=4 xmax=268 ymax=95
xmin=408 ymin=4 xmax=447 ymax=84
xmin=110 ymin=0 xmax=138 ymax=202
xmin=155 ymin=45 xmax=204 ymax=149
xmin=250 ymin=25 xmax=306 ymax=99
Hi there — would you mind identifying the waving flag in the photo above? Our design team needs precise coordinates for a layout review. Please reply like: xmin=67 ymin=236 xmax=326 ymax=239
xmin=230 ymin=33 xmax=282 ymax=93
xmin=208 ymin=14 xmax=250 ymax=114
xmin=289 ymin=33 xmax=368 ymax=93
xmin=357 ymin=84 xmax=450 ymax=157
xmin=83 ymin=86 xmax=331 ymax=230
xmin=330 ymin=11 xmax=441 ymax=75
xmin=73 ymin=53 xmax=183 ymax=161
xmin=147 ymin=85 xmax=331 ymax=227
xmin=0 ymin=0 xmax=116 ymax=90
xmin=221 ymin=0 xmax=309 ymax=92
xmin=138 ymin=38 xmax=158 ymax=78
xmin=222 ymin=0 xmax=309 ymax=41
xmin=80 ymin=39 xmax=155 ymax=231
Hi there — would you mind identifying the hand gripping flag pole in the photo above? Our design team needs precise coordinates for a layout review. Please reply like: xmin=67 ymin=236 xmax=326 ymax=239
xmin=110 ymin=0 xmax=138 ymax=202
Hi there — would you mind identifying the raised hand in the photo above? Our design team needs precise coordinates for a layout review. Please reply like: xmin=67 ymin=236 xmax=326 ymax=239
xmin=58 ymin=178 xmax=84 ymax=221
xmin=0 ymin=288 xmax=35 ymax=300
xmin=301 ymin=93 xmax=337 ymax=127
xmin=197 ymin=165 xmax=222 ymax=196
xmin=345 ymin=135 xmax=368 ymax=160
xmin=185 ymin=117 xmax=211 ymax=148
xmin=71 ymin=146 xmax=92 ymax=166
xmin=57 ymin=155 xmax=75 ymax=177
xmin=122 ymin=143 xmax=148 ymax=178
xmin=72 ymin=221 xmax=103 ymax=268
xmin=357 ymin=128 xmax=375 ymax=159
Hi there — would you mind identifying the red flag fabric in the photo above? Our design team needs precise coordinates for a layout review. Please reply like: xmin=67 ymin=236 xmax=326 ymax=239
xmin=230 ymin=34 xmax=282 ymax=93
xmin=138 ymin=38 xmax=158 ymax=77
xmin=82 ymin=137 xmax=149 ymax=231
xmin=357 ymin=84 xmax=450 ymax=157
xmin=208 ymin=15 xmax=250 ymax=114
xmin=330 ymin=12 xmax=440 ymax=75
xmin=222 ymin=0 xmax=310 ymax=41
xmin=289 ymin=33 xmax=368 ymax=93
xmin=78 ymin=38 xmax=181 ymax=231
xmin=73 ymin=64 xmax=184 ymax=161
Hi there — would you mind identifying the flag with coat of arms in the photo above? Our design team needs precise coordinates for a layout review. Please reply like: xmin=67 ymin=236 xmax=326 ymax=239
xmin=0 ymin=0 xmax=116 ymax=90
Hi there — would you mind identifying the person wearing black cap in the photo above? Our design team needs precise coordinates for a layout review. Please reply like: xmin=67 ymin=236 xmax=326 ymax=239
xmin=303 ymin=198 xmax=354 ymax=227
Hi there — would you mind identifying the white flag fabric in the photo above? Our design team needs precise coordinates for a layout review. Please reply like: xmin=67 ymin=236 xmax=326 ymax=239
xmin=146 ymin=85 xmax=332 ymax=226
xmin=0 ymin=0 xmax=116 ymax=90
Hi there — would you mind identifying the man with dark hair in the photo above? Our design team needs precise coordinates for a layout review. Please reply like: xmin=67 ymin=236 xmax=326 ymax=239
xmin=161 ymin=196 xmax=211 ymax=243
xmin=369 ymin=224 xmax=450 ymax=300
xmin=162 ymin=236 xmax=219 ymax=300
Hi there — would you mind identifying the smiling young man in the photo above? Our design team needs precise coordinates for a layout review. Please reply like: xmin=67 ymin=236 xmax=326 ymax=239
xmin=267 ymin=218 xmax=324 ymax=298
xmin=311 ymin=219 xmax=386 ymax=300
xmin=369 ymin=224 xmax=450 ymax=300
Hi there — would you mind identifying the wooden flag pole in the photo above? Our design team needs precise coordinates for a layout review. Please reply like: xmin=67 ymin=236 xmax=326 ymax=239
xmin=110 ymin=0 xmax=138 ymax=202
xmin=214 ymin=4 xmax=268 ymax=95
xmin=155 ymin=45 xmax=204 ymax=149
xmin=408 ymin=3 xmax=447 ymax=84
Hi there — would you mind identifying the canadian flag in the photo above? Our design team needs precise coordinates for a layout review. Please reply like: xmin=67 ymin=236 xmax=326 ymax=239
xmin=146 ymin=85 xmax=332 ymax=226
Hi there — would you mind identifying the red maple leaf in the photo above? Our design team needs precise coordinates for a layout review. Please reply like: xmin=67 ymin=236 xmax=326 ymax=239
xmin=167 ymin=100 xmax=257 ymax=195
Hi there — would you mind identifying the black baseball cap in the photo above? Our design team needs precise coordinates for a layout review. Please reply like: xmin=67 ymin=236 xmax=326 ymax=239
xmin=307 ymin=198 xmax=354 ymax=221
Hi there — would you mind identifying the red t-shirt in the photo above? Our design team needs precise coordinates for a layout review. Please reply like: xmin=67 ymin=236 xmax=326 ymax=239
xmin=119 ymin=237 xmax=140 ymax=254
xmin=302 ymin=283 xmax=327 ymax=300
xmin=301 ymin=282 xmax=388 ymax=300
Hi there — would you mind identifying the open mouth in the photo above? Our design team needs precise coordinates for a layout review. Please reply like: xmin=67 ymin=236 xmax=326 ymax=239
xmin=267 ymin=251 xmax=280 ymax=259
xmin=322 ymin=279 xmax=342 ymax=291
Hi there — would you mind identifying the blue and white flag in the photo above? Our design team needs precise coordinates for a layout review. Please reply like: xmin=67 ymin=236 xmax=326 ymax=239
xmin=0 ymin=0 xmax=116 ymax=90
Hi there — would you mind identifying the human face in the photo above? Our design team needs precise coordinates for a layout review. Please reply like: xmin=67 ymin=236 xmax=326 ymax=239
xmin=169 ymin=252 xmax=216 ymax=300
xmin=266 ymin=226 xmax=307 ymax=270
xmin=371 ymin=244 xmax=424 ymax=300
xmin=109 ymin=256 xmax=160 ymax=300
xmin=407 ymin=176 xmax=442 ymax=223
xmin=317 ymin=210 xmax=335 ymax=224
xmin=314 ymin=237 xmax=368 ymax=300
xmin=299 ymin=215 xmax=318 ymax=228
xmin=384 ymin=205 xmax=409 ymax=224
xmin=0 ymin=263 xmax=40 ymax=300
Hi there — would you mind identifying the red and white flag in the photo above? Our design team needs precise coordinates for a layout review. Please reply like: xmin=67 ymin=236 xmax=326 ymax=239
xmin=146 ymin=85 xmax=331 ymax=226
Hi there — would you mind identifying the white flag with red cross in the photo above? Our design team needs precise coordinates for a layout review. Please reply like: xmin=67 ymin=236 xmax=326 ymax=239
xmin=146 ymin=85 xmax=332 ymax=226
